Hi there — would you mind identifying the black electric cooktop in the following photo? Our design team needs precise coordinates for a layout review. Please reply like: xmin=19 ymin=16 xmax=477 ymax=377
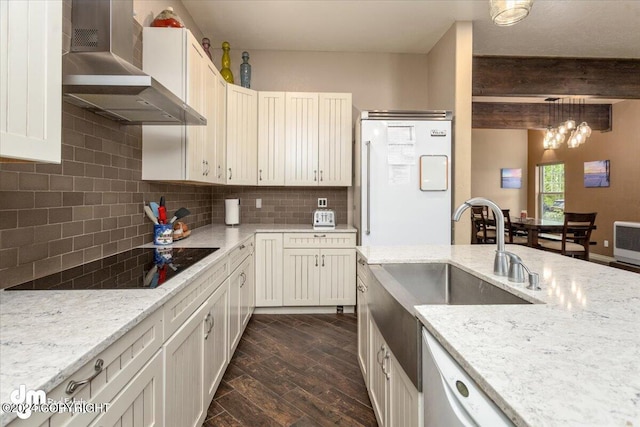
xmin=6 ymin=247 xmax=219 ymax=291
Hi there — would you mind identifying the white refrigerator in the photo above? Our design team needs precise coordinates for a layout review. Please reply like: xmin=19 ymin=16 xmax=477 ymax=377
xmin=354 ymin=111 xmax=453 ymax=246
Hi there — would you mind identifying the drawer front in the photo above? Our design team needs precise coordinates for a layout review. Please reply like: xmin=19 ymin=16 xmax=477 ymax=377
xmin=229 ymin=236 xmax=254 ymax=273
xmin=163 ymin=256 xmax=229 ymax=339
xmin=11 ymin=310 xmax=164 ymax=427
xmin=283 ymin=232 xmax=356 ymax=248
xmin=356 ymin=254 xmax=371 ymax=287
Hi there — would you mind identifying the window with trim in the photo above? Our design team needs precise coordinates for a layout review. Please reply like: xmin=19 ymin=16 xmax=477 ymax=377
xmin=538 ymin=163 xmax=565 ymax=220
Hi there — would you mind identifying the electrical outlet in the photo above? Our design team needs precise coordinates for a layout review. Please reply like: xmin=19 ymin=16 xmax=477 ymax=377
xmin=256 ymin=198 xmax=262 ymax=208
xmin=604 ymin=240 xmax=609 ymax=248
xmin=318 ymin=198 xmax=328 ymax=208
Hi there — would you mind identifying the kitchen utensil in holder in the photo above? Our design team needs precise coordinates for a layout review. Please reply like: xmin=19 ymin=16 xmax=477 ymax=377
xmin=154 ymin=224 xmax=173 ymax=245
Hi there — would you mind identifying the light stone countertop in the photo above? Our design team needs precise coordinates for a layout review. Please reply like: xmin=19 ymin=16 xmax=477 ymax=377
xmin=356 ymin=244 xmax=640 ymax=427
xmin=0 ymin=224 xmax=355 ymax=426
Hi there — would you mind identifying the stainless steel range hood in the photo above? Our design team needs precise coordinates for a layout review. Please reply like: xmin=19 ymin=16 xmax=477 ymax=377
xmin=63 ymin=0 xmax=206 ymax=126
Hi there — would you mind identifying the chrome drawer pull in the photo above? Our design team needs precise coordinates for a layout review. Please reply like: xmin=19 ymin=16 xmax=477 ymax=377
xmin=313 ymin=234 xmax=326 ymax=238
xmin=239 ymin=244 xmax=246 ymax=250
xmin=321 ymin=254 xmax=325 ymax=267
xmin=66 ymin=359 xmax=104 ymax=394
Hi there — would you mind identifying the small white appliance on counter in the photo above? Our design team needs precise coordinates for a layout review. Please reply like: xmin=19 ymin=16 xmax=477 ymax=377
xmin=225 ymin=198 xmax=240 ymax=226
xmin=613 ymin=221 xmax=640 ymax=266
xmin=313 ymin=209 xmax=336 ymax=230
xmin=354 ymin=110 xmax=453 ymax=245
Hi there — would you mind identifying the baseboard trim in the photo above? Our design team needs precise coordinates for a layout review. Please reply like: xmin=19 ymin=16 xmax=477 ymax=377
xmin=254 ymin=306 xmax=355 ymax=315
xmin=590 ymin=253 xmax=615 ymax=265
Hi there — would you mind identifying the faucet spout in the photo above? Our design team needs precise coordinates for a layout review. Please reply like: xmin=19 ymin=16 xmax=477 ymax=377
xmin=452 ymin=197 xmax=508 ymax=276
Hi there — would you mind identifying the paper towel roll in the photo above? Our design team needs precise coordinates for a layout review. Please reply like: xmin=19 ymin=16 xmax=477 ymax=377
xmin=225 ymin=199 xmax=240 ymax=225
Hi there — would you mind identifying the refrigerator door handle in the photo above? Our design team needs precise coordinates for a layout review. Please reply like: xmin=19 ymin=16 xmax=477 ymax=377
xmin=366 ymin=141 xmax=371 ymax=235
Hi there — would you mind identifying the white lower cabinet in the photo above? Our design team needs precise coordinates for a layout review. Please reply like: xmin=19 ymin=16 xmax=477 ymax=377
xmin=367 ymin=318 xmax=421 ymax=427
xmin=163 ymin=299 xmax=208 ymax=427
xmin=240 ymin=253 xmax=255 ymax=328
xmin=255 ymin=233 xmax=284 ymax=307
xmin=357 ymin=277 xmax=369 ymax=386
xmin=203 ymin=280 xmax=229 ymax=405
xmin=229 ymin=250 xmax=255 ymax=357
xmin=283 ymin=248 xmax=355 ymax=306
xmin=89 ymin=351 xmax=163 ymax=427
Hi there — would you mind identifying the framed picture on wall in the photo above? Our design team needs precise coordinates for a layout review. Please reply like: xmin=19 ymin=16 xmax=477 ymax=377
xmin=501 ymin=168 xmax=522 ymax=189
xmin=584 ymin=160 xmax=610 ymax=188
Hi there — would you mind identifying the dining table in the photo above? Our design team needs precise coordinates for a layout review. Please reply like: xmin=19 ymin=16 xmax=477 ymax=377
xmin=510 ymin=217 xmax=596 ymax=247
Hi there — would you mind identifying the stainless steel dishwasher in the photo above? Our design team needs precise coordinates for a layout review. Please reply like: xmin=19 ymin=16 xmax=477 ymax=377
xmin=421 ymin=327 xmax=514 ymax=426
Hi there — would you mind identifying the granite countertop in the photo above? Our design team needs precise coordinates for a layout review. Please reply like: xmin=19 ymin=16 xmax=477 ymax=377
xmin=356 ymin=244 xmax=640 ymax=427
xmin=0 ymin=224 xmax=355 ymax=426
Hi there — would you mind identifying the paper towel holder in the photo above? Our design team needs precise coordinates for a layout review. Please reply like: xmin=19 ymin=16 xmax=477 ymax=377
xmin=225 ymin=198 xmax=241 ymax=226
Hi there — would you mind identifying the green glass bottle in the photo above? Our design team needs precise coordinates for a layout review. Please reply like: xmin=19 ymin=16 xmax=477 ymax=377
xmin=220 ymin=41 xmax=234 ymax=84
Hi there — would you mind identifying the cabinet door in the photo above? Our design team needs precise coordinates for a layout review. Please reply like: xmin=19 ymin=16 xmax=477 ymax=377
xmin=164 ymin=302 xmax=207 ymax=427
xmin=228 ymin=266 xmax=243 ymax=357
xmin=357 ymin=278 xmax=369 ymax=386
xmin=240 ymin=253 xmax=255 ymax=328
xmin=89 ymin=351 xmax=163 ymax=427
xmin=388 ymin=353 xmax=420 ymax=427
xmin=203 ymin=281 xmax=229 ymax=406
xmin=319 ymin=249 xmax=356 ymax=305
xmin=285 ymin=92 xmax=319 ymax=186
xmin=226 ymin=85 xmax=258 ymax=185
xmin=369 ymin=319 xmax=388 ymax=427
xmin=215 ymin=75 xmax=227 ymax=183
xmin=257 ymin=92 xmax=286 ymax=185
xmin=186 ymin=34 xmax=206 ymax=181
xmin=255 ymin=233 xmax=284 ymax=307
xmin=201 ymin=61 xmax=219 ymax=184
xmin=0 ymin=0 xmax=61 ymax=163
xmin=283 ymin=248 xmax=320 ymax=306
xmin=318 ymin=93 xmax=352 ymax=186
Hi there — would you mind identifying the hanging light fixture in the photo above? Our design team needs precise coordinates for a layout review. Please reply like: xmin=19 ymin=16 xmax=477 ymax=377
xmin=543 ymin=98 xmax=557 ymax=150
xmin=490 ymin=0 xmax=534 ymax=26
xmin=568 ymin=99 xmax=592 ymax=148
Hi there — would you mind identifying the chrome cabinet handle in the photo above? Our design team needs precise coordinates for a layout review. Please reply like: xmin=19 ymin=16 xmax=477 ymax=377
xmin=315 ymin=255 xmax=318 ymax=267
xmin=314 ymin=170 xmax=317 ymax=181
xmin=320 ymin=170 xmax=323 ymax=181
xmin=313 ymin=234 xmax=326 ymax=238
xmin=66 ymin=359 xmax=104 ymax=394
xmin=365 ymin=141 xmax=371 ymax=235
xmin=383 ymin=351 xmax=391 ymax=379
xmin=204 ymin=312 xmax=214 ymax=339
xmin=206 ymin=161 xmax=210 ymax=175
xmin=240 ymin=272 xmax=246 ymax=287
xmin=228 ymin=168 xmax=232 ymax=180
xmin=240 ymin=244 xmax=246 ymax=249
xmin=259 ymin=169 xmax=263 ymax=181
xmin=376 ymin=346 xmax=385 ymax=366
xmin=321 ymin=254 xmax=325 ymax=267
xmin=218 ymin=165 xmax=221 ymax=179
xmin=203 ymin=160 xmax=206 ymax=176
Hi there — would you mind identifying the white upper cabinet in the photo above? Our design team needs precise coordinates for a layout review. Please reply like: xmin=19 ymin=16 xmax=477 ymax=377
xmin=257 ymin=92 xmax=286 ymax=185
xmin=283 ymin=92 xmax=352 ymax=187
xmin=0 ymin=0 xmax=62 ymax=163
xmin=215 ymin=74 xmax=227 ymax=183
xmin=318 ymin=93 xmax=352 ymax=186
xmin=142 ymin=28 xmax=217 ymax=183
xmin=226 ymin=84 xmax=258 ymax=185
xmin=285 ymin=92 xmax=319 ymax=186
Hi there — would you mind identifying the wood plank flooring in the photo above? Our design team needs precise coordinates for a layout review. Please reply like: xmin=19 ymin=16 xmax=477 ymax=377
xmin=202 ymin=314 xmax=377 ymax=426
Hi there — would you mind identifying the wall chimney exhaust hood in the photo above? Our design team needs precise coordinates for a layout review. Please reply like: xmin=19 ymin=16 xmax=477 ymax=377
xmin=63 ymin=0 xmax=206 ymax=126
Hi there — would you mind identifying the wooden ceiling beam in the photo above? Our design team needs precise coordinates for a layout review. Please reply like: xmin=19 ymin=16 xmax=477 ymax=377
xmin=473 ymin=56 xmax=640 ymax=99
xmin=472 ymin=102 xmax=612 ymax=130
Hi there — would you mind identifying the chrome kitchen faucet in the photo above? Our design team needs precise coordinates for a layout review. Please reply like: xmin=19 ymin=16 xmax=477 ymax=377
xmin=453 ymin=197 xmax=540 ymax=289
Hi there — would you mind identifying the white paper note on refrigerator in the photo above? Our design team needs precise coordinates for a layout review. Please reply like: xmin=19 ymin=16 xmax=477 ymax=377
xmin=388 ymin=145 xmax=416 ymax=165
xmin=388 ymin=165 xmax=411 ymax=185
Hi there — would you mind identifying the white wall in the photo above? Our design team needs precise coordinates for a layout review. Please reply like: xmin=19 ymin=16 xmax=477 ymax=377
xmin=427 ymin=22 xmax=473 ymax=244
xmin=471 ymin=129 xmax=528 ymax=216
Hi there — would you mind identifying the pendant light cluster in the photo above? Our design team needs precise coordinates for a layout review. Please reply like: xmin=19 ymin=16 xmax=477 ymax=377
xmin=543 ymin=98 xmax=592 ymax=150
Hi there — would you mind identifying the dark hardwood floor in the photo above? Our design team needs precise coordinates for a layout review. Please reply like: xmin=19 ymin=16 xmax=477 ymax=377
xmin=202 ymin=313 xmax=377 ymax=426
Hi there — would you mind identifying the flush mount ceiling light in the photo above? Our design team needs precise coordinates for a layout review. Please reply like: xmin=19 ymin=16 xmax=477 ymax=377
xmin=490 ymin=0 xmax=533 ymax=26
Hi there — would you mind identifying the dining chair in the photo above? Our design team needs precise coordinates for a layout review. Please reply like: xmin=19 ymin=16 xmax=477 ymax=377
xmin=502 ymin=209 xmax=528 ymax=245
xmin=471 ymin=206 xmax=496 ymax=244
xmin=538 ymin=212 xmax=597 ymax=260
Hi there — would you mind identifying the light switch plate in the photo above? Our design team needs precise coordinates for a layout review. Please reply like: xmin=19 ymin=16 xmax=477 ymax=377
xmin=256 ymin=198 xmax=262 ymax=208
xmin=318 ymin=198 xmax=328 ymax=207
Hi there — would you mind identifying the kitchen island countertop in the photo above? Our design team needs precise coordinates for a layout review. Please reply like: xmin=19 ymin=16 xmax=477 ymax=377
xmin=356 ymin=244 xmax=640 ymax=427
xmin=0 ymin=224 xmax=354 ymax=426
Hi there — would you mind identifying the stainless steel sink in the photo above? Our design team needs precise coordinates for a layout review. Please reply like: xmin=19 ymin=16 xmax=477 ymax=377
xmin=367 ymin=262 xmax=531 ymax=393
xmin=381 ymin=263 xmax=530 ymax=305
